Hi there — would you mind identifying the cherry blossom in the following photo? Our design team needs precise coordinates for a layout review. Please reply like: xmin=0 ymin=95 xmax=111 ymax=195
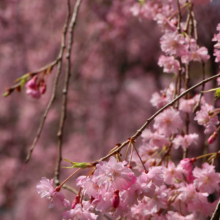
xmin=181 ymin=39 xmax=210 ymax=63
xmin=153 ymin=107 xmax=183 ymax=136
xmin=193 ymin=163 xmax=220 ymax=194
xmin=160 ymin=32 xmax=187 ymax=56
xmin=179 ymin=97 xmax=197 ymax=113
xmin=141 ymin=129 xmax=169 ymax=149
xmin=26 ymin=76 xmax=41 ymax=99
xmin=208 ymin=131 xmax=218 ymax=144
xmin=158 ymin=55 xmax=180 ymax=74
xmin=194 ymin=102 xmax=219 ymax=134
xmin=164 ymin=161 xmax=183 ymax=185
xmin=36 ymin=177 xmax=70 ymax=208
xmin=94 ymin=156 xmax=136 ymax=191
xmin=172 ymin=133 xmax=198 ymax=150
xmin=62 ymin=204 xmax=98 ymax=220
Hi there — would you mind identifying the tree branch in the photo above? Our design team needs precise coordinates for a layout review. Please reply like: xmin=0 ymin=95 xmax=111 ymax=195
xmin=25 ymin=0 xmax=71 ymax=163
xmin=94 ymin=73 xmax=220 ymax=164
xmin=54 ymin=0 xmax=82 ymax=186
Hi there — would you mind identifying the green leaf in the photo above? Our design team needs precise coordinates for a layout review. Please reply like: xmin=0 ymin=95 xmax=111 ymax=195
xmin=139 ymin=0 xmax=145 ymax=5
xmin=63 ymin=158 xmax=92 ymax=169
xmin=215 ymin=88 xmax=220 ymax=100
xmin=14 ymin=73 xmax=30 ymax=83
xmin=3 ymin=91 xmax=9 ymax=97
xmin=20 ymin=78 xmax=27 ymax=88
xmin=201 ymin=87 xmax=220 ymax=100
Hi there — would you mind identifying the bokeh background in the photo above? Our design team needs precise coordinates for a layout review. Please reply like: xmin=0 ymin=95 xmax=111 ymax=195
xmin=0 ymin=0 xmax=220 ymax=219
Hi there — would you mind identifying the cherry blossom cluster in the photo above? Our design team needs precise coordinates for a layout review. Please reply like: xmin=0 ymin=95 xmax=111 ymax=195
xmin=213 ymin=24 xmax=220 ymax=62
xmin=34 ymin=1 xmax=220 ymax=219
xmin=36 ymin=154 xmax=220 ymax=219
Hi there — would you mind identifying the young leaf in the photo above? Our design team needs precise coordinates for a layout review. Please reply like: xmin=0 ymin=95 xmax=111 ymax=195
xmin=63 ymin=158 xmax=92 ymax=169
xmin=215 ymin=88 xmax=220 ymax=100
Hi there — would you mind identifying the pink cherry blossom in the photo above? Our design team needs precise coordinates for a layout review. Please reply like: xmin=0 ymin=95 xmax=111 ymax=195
xmin=217 ymin=75 xmax=220 ymax=86
xmin=181 ymin=39 xmax=210 ymax=63
xmin=193 ymin=163 xmax=220 ymax=194
xmin=150 ymin=92 xmax=168 ymax=109
xmin=26 ymin=76 xmax=41 ymax=99
xmin=62 ymin=204 xmax=98 ymax=220
xmin=166 ymin=211 xmax=185 ymax=220
xmin=154 ymin=108 xmax=183 ymax=136
xmin=141 ymin=129 xmax=169 ymax=149
xmin=177 ymin=184 xmax=213 ymax=216
xmin=158 ymin=55 xmax=180 ymax=74
xmin=208 ymin=131 xmax=218 ymax=144
xmin=164 ymin=161 xmax=183 ymax=185
xmin=179 ymin=158 xmax=193 ymax=173
xmin=179 ymin=97 xmax=196 ymax=113
xmin=144 ymin=186 xmax=168 ymax=213
xmin=194 ymin=103 xmax=219 ymax=134
xmin=150 ymin=83 xmax=175 ymax=109
xmin=213 ymin=49 xmax=220 ymax=62
xmin=36 ymin=177 xmax=70 ymax=208
xmin=76 ymin=176 xmax=99 ymax=198
xmin=147 ymin=166 xmax=164 ymax=187
xmin=172 ymin=133 xmax=198 ymax=150
xmin=94 ymin=156 xmax=136 ymax=191
xmin=178 ymin=158 xmax=195 ymax=183
xmin=160 ymin=32 xmax=187 ymax=56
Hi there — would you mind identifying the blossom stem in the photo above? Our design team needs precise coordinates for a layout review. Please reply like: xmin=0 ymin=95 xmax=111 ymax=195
xmin=196 ymin=152 xmax=216 ymax=160
xmin=128 ymin=144 xmax=134 ymax=167
xmin=58 ymin=168 xmax=81 ymax=188
xmin=132 ymin=143 xmax=147 ymax=172
xmin=125 ymin=142 xmax=131 ymax=161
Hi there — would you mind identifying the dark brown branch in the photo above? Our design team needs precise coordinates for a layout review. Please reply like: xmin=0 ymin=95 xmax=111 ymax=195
xmin=211 ymin=199 xmax=220 ymax=220
xmin=176 ymin=0 xmax=182 ymax=33
xmin=94 ymin=73 xmax=220 ymax=164
xmin=193 ymin=62 xmax=206 ymax=113
xmin=54 ymin=0 xmax=82 ymax=186
xmin=25 ymin=0 xmax=71 ymax=163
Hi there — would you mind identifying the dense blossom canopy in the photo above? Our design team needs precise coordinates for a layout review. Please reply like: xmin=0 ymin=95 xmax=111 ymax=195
xmin=1 ymin=0 xmax=220 ymax=220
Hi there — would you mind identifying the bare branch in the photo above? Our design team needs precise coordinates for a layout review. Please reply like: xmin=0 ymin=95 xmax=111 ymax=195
xmin=54 ymin=0 xmax=83 ymax=186
xmin=25 ymin=0 xmax=71 ymax=163
xmin=62 ymin=184 xmax=78 ymax=194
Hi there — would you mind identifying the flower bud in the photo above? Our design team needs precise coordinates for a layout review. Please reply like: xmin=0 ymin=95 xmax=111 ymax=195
xmin=71 ymin=195 xmax=80 ymax=209
xmin=40 ymin=84 xmax=46 ymax=94
xmin=112 ymin=190 xmax=120 ymax=209
xmin=208 ymin=132 xmax=218 ymax=144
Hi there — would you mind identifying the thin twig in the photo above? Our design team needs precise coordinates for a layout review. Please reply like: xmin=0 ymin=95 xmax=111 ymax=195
xmin=211 ymin=199 xmax=220 ymax=220
xmin=63 ymin=184 xmax=78 ymax=194
xmin=193 ymin=62 xmax=206 ymax=113
xmin=176 ymin=0 xmax=182 ymax=33
xmin=93 ymin=73 xmax=220 ymax=165
xmin=25 ymin=0 xmax=71 ymax=163
xmin=133 ymin=144 xmax=147 ymax=172
xmin=54 ymin=0 xmax=82 ymax=186
xmin=183 ymin=4 xmax=193 ymax=158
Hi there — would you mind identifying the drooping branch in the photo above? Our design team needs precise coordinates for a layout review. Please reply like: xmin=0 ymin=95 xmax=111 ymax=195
xmin=94 ymin=73 xmax=220 ymax=164
xmin=25 ymin=0 xmax=71 ymax=163
xmin=54 ymin=0 xmax=83 ymax=186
